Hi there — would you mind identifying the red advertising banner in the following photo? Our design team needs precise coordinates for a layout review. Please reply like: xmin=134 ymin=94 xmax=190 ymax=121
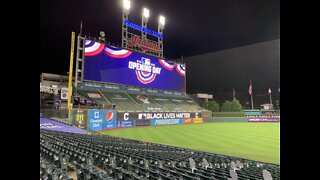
xmin=183 ymin=118 xmax=193 ymax=124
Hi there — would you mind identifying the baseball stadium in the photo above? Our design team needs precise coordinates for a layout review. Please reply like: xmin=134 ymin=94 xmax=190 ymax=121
xmin=40 ymin=0 xmax=280 ymax=179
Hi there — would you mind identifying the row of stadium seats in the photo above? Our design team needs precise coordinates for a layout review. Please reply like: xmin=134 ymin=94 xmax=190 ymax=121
xmin=74 ymin=88 xmax=202 ymax=112
xmin=40 ymin=129 xmax=280 ymax=179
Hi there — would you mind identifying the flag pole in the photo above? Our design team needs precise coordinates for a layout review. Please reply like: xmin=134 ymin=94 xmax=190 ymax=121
xmin=233 ymin=88 xmax=235 ymax=100
xmin=250 ymin=80 xmax=254 ymax=109
xmin=269 ymin=90 xmax=273 ymax=108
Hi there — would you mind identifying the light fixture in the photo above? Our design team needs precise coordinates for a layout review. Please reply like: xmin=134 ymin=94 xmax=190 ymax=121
xmin=123 ymin=0 xmax=131 ymax=10
xmin=143 ymin=8 xmax=150 ymax=18
xmin=159 ymin=15 xmax=165 ymax=26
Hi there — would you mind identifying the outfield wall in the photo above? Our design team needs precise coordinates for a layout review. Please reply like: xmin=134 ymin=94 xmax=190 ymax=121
xmin=208 ymin=117 xmax=247 ymax=122
xmin=41 ymin=109 xmax=278 ymax=132
xmin=41 ymin=109 xmax=207 ymax=132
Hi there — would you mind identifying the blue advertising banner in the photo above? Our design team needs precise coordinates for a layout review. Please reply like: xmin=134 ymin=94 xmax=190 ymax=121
xmin=103 ymin=110 xmax=117 ymax=129
xmin=151 ymin=119 xmax=182 ymax=126
xmin=117 ymin=120 xmax=134 ymax=128
xmin=84 ymin=41 xmax=186 ymax=92
xmin=88 ymin=110 xmax=104 ymax=131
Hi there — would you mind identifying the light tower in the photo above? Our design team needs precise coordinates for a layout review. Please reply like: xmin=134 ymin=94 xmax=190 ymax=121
xmin=122 ymin=0 xmax=131 ymax=48
xmin=158 ymin=15 xmax=165 ymax=58
xmin=141 ymin=8 xmax=149 ymax=40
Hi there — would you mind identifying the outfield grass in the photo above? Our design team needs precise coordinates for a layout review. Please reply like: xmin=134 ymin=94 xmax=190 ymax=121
xmin=101 ymin=122 xmax=280 ymax=164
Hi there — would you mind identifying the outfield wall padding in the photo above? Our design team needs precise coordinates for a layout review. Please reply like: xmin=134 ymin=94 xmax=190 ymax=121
xmin=208 ymin=117 xmax=247 ymax=122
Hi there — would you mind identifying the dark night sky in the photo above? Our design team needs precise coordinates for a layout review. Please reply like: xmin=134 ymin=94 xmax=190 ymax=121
xmin=40 ymin=0 xmax=280 ymax=99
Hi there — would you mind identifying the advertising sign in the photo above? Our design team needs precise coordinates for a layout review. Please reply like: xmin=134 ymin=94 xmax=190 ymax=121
xmin=183 ymin=118 xmax=193 ymax=124
xmin=60 ymin=88 xmax=68 ymax=100
xmin=138 ymin=112 xmax=194 ymax=120
xmin=103 ymin=110 xmax=117 ymax=129
xmin=72 ymin=109 xmax=88 ymax=130
xmin=88 ymin=110 xmax=103 ymax=131
xmin=117 ymin=120 xmax=134 ymax=128
xmin=193 ymin=118 xmax=203 ymax=124
xmin=84 ymin=41 xmax=186 ymax=92
xmin=124 ymin=20 xmax=163 ymax=39
xmin=247 ymin=115 xmax=279 ymax=122
xmin=151 ymin=119 xmax=182 ymax=126
xmin=117 ymin=112 xmax=198 ymax=120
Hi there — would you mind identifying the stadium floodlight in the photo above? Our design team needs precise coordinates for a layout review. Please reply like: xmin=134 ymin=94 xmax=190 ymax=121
xmin=143 ymin=8 xmax=150 ymax=18
xmin=123 ymin=0 xmax=131 ymax=10
xmin=159 ymin=15 xmax=165 ymax=26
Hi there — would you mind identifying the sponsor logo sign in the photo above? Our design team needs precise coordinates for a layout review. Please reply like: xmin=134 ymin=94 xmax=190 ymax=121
xmin=103 ymin=110 xmax=117 ymax=129
xmin=87 ymin=93 xmax=101 ymax=98
xmin=136 ymin=95 xmax=150 ymax=104
xmin=247 ymin=115 xmax=279 ymax=122
xmin=193 ymin=118 xmax=203 ymax=124
xmin=88 ymin=110 xmax=103 ymax=131
xmin=61 ymin=88 xmax=68 ymax=100
xmin=128 ymin=35 xmax=160 ymax=53
xmin=145 ymin=106 xmax=162 ymax=111
xmin=183 ymin=118 xmax=193 ymax=124
xmin=40 ymin=123 xmax=61 ymax=129
xmin=124 ymin=20 xmax=163 ymax=39
xmin=117 ymin=120 xmax=134 ymax=128
xmin=151 ymin=119 xmax=182 ymax=126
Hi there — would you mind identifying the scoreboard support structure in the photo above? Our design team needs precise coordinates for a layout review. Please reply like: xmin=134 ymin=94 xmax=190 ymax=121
xmin=74 ymin=35 xmax=85 ymax=88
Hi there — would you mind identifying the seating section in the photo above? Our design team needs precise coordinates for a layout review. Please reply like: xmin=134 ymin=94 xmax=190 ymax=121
xmin=100 ymin=90 xmax=143 ymax=111
xmin=149 ymin=95 xmax=180 ymax=111
xmin=40 ymin=129 xmax=280 ymax=180
xmin=76 ymin=89 xmax=112 ymax=108
xmin=73 ymin=93 xmax=99 ymax=108
xmin=170 ymin=97 xmax=201 ymax=111
xmin=75 ymin=87 xmax=202 ymax=112
xmin=127 ymin=93 xmax=163 ymax=111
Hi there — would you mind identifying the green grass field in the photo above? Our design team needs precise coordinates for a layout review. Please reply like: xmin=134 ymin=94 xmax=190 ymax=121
xmin=101 ymin=122 xmax=280 ymax=164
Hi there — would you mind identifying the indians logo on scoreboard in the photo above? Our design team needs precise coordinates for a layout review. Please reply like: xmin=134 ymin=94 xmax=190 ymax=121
xmin=128 ymin=57 xmax=162 ymax=84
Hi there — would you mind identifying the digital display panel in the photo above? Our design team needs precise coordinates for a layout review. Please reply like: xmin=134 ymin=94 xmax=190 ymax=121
xmin=84 ymin=40 xmax=186 ymax=92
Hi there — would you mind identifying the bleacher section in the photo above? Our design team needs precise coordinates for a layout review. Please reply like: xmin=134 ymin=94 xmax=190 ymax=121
xmin=149 ymin=95 xmax=180 ymax=111
xmin=40 ymin=129 xmax=280 ymax=180
xmin=75 ymin=87 xmax=202 ymax=112
xmin=127 ymin=92 xmax=163 ymax=111
xmin=100 ymin=90 xmax=143 ymax=111
xmin=76 ymin=89 xmax=112 ymax=108
xmin=170 ymin=97 xmax=201 ymax=112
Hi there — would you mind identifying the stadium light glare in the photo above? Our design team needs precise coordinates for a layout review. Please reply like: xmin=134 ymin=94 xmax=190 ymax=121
xmin=159 ymin=15 xmax=165 ymax=26
xmin=143 ymin=8 xmax=150 ymax=18
xmin=123 ymin=0 xmax=131 ymax=10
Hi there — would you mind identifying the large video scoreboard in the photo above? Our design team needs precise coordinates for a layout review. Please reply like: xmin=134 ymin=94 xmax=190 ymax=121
xmin=84 ymin=40 xmax=186 ymax=92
